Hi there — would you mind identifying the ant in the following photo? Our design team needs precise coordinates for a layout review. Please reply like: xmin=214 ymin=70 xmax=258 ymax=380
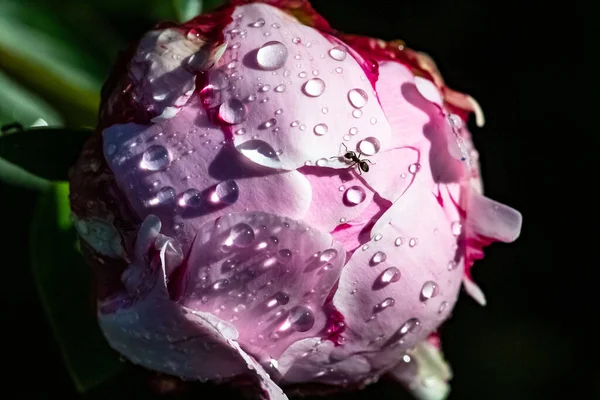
xmin=331 ymin=143 xmax=374 ymax=174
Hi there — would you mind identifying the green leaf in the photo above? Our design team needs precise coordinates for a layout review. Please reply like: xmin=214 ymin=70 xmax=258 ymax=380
xmin=0 ymin=0 xmax=111 ymax=127
xmin=0 ymin=70 xmax=63 ymax=127
xmin=30 ymin=182 xmax=123 ymax=392
xmin=0 ymin=127 xmax=91 ymax=182
xmin=172 ymin=0 xmax=203 ymax=22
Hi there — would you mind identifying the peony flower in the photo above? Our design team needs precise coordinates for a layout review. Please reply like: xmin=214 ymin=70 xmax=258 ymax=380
xmin=69 ymin=1 xmax=522 ymax=399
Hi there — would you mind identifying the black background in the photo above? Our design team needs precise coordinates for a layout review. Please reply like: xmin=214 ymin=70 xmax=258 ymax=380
xmin=3 ymin=1 xmax=591 ymax=399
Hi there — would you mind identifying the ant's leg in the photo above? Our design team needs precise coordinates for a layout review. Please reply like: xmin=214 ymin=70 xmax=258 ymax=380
xmin=364 ymin=159 xmax=376 ymax=165
xmin=341 ymin=143 xmax=348 ymax=152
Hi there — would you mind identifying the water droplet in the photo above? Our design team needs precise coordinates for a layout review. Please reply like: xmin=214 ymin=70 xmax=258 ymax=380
xmin=234 ymin=304 xmax=247 ymax=313
xmin=447 ymin=261 xmax=458 ymax=270
xmin=299 ymin=124 xmax=306 ymax=131
xmin=339 ymin=217 xmax=346 ymax=223
xmin=274 ymin=84 xmax=286 ymax=92
xmin=338 ymin=185 xmax=345 ymax=191
xmin=256 ymin=41 xmax=288 ymax=70
xmin=394 ymin=237 xmax=404 ymax=246
xmin=398 ymin=318 xmax=421 ymax=336
xmin=277 ymin=249 xmax=293 ymax=264
xmin=322 ymin=107 xmax=329 ymax=114
xmin=358 ymin=137 xmax=381 ymax=156
xmin=248 ymin=18 xmax=265 ymax=28
xmin=275 ymin=108 xmax=284 ymax=115
xmin=420 ymin=281 xmax=439 ymax=301
xmin=361 ymin=244 xmax=369 ymax=251
xmin=374 ymin=233 xmax=383 ymax=241
xmin=229 ymin=223 xmax=255 ymax=247
xmin=259 ymin=84 xmax=271 ymax=92
xmin=316 ymin=158 xmax=328 ymax=166
xmin=147 ymin=186 xmax=175 ymax=206
xmin=302 ymin=78 xmax=326 ymax=97
xmin=320 ymin=248 xmax=338 ymax=262
xmin=292 ymin=37 xmax=301 ymax=44
xmin=451 ymin=221 xmax=462 ymax=236
xmin=219 ymin=98 xmax=247 ymax=124
xmin=245 ymin=94 xmax=257 ymax=103
xmin=409 ymin=238 xmax=418 ymax=247
xmin=272 ymin=23 xmax=281 ymax=28
xmin=212 ymin=278 xmax=229 ymax=291
xmin=260 ymin=118 xmax=277 ymax=129
xmin=408 ymin=163 xmax=421 ymax=174
xmin=371 ymin=251 xmax=387 ymax=265
xmin=179 ymin=189 xmax=203 ymax=207
xmin=328 ymin=45 xmax=347 ymax=61
xmin=348 ymin=88 xmax=368 ymax=108
xmin=438 ymin=301 xmax=449 ymax=314
xmin=349 ymin=127 xmax=358 ymax=135
xmin=288 ymin=306 xmax=315 ymax=332
xmin=269 ymin=332 xmax=280 ymax=341
xmin=312 ymin=70 xmax=319 ymax=76
xmin=377 ymin=267 xmax=401 ymax=287
xmin=370 ymin=117 xmax=378 ymax=125
xmin=140 ymin=145 xmax=171 ymax=171
xmin=290 ymin=120 xmax=299 ymax=127
xmin=213 ymin=180 xmax=239 ymax=205
xmin=235 ymin=128 xmax=246 ymax=135
xmin=313 ymin=123 xmax=328 ymax=136
xmin=335 ymin=67 xmax=343 ymax=73
xmin=352 ymin=109 xmax=363 ymax=118
xmin=374 ymin=297 xmax=395 ymax=313
xmin=227 ymin=60 xmax=238 ymax=69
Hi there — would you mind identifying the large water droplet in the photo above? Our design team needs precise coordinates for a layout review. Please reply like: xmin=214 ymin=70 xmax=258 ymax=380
xmin=344 ymin=186 xmax=366 ymax=206
xmin=370 ymin=251 xmax=387 ymax=265
xmin=451 ymin=221 xmax=462 ymax=236
xmin=328 ymin=46 xmax=347 ymax=61
xmin=230 ymin=223 xmax=255 ymax=247
xmin=248 ymin=18 xmax=265 ymax=28
xmin=256 ymin=41 xmax=288 ymax=70
xmin=179 ymin=188 xmax=203 ymax=207
xmin=147 ymin=186 xmax=175 ymax=206
xmin=377 ymin=267 xmax=401 ymax=287
xmin=313 ymin=123 xmax=328 ymax=136
xmin=302 ymin=78 xmax=326 ymax=97
xmin=420 ymin=281 xmax=439 ymax=301
xmin=348 ymin=88 xmax=368 ymax=108
xmin=358 ymin=137 xmax=381 ymax=156
xmin=140 ymin=145 xmax=171 ymax=171
xmin=320 ymin=248 xmax=338 ymax=262
xmin=288 ymin=306 xmax=315 ymax=332
xmin=219 ymin=99 xmax=247 ymax=124
xmin=373 ymin=297 xmax=395 ymax=313
xmin=214 ymin=180 xmax=239 ymax=204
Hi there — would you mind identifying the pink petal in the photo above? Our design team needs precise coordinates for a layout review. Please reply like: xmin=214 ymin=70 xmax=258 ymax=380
xmin=387 ymin=340 xmax=452 ymax=400
xmin=209 ymin=3 xmax=392 ymax=170
xmin=102 ymin=96 xmax=311 ymax=253
xmin=332 ymin=177 xmax=464 ymax=366
xmin=99 ymin=215 xmax=247 ymax=380
xmin=467 ymin=191 xmax=522 ymax=244
xmin=299 ymin=166 xmax=375 ymax=232
xmin=276 ymin=338 xmax=371 ymax=385
xmin=182 ymin=211 xmax=346 ymax=360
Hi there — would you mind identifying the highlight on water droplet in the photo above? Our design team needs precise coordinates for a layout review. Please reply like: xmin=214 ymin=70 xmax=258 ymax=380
xmin=228 ymin=223 xmax=255 ymax=247
xmin=376 ymin=267 xmax=401 ymax=288
xmin=140 ymin=145 xmax=171 ymax=171
xmin=219 ymin=98 xmax=248 ymax=124
xmin=328 ymin=45 xmax=347 ymax=61
xmin=358 ymin=137 xmax=381 ymax=156
xmin=248 ymin=18 xmax=265 ymax=28
xmin=370 ymin=251 xmax=387 ymax=266
xmin=420 ymin=281 xmax=439 ymax=301
xmin=319 ymin=248 xmax=338 ymax=262
xmin=451 ymin=221 xmax=462 ymax=236
xmin=344 ymin=186 xmax=366 ymax=206
xmin=256 ymin=41 xmax=288 ymax=70
xmin=348 ymin=88 xmax=368 ymax=108
xmin=302 ymin=78 xmax=326 ymax=97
